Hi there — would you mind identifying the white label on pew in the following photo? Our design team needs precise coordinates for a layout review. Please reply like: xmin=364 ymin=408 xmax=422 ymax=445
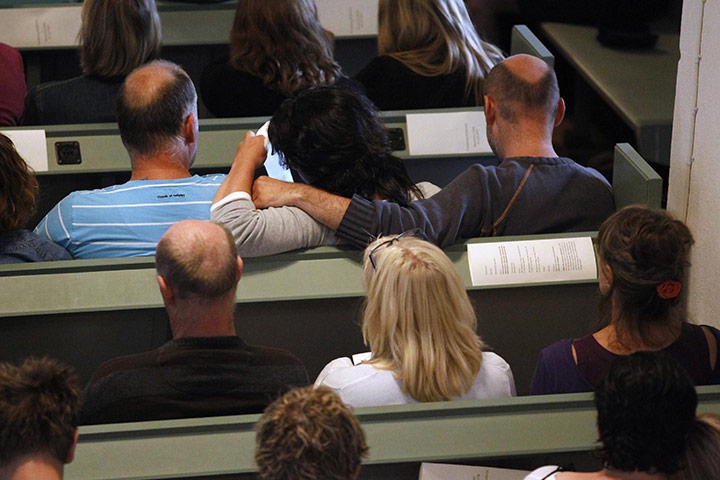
xmin=316 ymin=0 xmax=378 ymax=36
xmin=467 ymin=237 xmax=597 ymax=286
xmin=406 ymin=111 xmax=492 ymax=156
xmin=419 ymin=462 xmax=528 ymax=480
xmin=0 ymin=7 xmax=82 ymax=48
xmin=1 ymin=129 xmax=48 ymax=172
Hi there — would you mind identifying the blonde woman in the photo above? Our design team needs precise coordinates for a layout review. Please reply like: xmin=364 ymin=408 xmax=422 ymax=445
xmin=23 ymin=0 xmax=161 ymax=125
xmin=315 ymin=234 xmax=515 ymax=407
xmin=200 ymin=0 xmax=361 ymax=118
xmin=355 ymin=0 xmax=504 ymax=110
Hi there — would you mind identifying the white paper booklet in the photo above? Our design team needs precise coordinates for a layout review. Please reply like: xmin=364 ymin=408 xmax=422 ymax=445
xmin=316 ymin=0 xmax=378 ymax=36
xmin=1 ymin=130 xmax=48 ymax=173
xmin=351 ymin=352 xmax=372 ymax=365
xmin=406 ymin=111 xmax=492 ymax=156
xmin=0 ymin=7 xmax=82 ymax=48
xmin=256 ymin=121 xmax=294 ymax=183
xmin=467 ymin=237 xmax=597 ymax=287
xmin=419 ymin=462 xmax=529 ymax=480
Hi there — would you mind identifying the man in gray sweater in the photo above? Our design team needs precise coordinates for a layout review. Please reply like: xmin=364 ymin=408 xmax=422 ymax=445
xmin=244 ymin=54 xmax=614 ymax=248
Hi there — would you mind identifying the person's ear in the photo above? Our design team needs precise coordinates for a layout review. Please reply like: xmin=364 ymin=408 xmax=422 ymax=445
xmin=236 ymin=256 xmax=243 ymax=282
xmin=65 ymin=429 xmax=79 ymax=464
xmin=554 ymin=97 xmax=566 ymax=127
xmin=157 ymin=275 xmax=174 ymax=305
xmin=183 ymin=112 xmax=197 ymax=145
xmin=484 ymin=95 xmax=496 ymax=126
xmin=599 ymin=262 xmax=614 ymax=295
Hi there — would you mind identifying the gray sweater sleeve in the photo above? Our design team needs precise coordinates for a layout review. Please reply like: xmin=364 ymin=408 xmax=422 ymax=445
xmin=211 ymin=193 xmax=342 ymax=257
xmin=336 ymin=166 xmax=492 ymax=248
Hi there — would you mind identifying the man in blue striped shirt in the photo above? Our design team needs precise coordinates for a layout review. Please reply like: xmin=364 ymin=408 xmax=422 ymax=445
xmin=34 ymin=60 xmax=225 ymax=258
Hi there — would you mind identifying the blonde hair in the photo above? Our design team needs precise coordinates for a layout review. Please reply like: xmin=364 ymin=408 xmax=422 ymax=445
xmin=230 ymin=0 xmax=342 ymax=97
xmin=378 ymin=0 xmax=504 ymax=105
xmin=80 ymin=0 xmax=161 ymax=77
xmin=362 ymin=236 xmax=484 ymax=402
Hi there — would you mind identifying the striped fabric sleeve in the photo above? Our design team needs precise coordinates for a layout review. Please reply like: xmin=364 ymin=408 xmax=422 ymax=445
xmin=34 ymin=196 xmax=74 ymax=252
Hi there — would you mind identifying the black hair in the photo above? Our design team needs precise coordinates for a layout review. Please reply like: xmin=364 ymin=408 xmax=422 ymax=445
xmin=116 ymin=60 xmax=196 ymax=156
xmin=268 ymin=86 xmax=422 ymax=206
xmin=595 ymin=351 xmax=697 ymax=474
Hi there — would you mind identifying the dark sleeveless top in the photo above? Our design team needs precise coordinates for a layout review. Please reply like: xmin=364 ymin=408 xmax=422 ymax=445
xmin=575 ymin=323 xmax=718 ymax=387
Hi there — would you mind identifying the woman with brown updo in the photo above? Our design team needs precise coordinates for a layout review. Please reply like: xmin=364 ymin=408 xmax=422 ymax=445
xmin=0 ymin=134 xmax=71 ymax=263
xmin=530 ymin=205 xmax=720 ymax=394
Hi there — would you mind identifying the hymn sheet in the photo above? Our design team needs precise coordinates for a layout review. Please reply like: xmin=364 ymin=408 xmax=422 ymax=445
xmin=467 ymin=237 xmax=597 ymax=287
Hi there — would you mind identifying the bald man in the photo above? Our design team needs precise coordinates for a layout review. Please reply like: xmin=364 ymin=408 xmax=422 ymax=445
xmin=34 ymin=60 xmax=226 ymax=259
xmin=248 ymin=54 xmax=614 ymax=248
xmin=81 ymin=220 xmax=308 ymax=425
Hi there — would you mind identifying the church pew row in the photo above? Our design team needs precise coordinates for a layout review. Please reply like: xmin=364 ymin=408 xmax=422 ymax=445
xmin=66 ymin=386 xmax=720 ymax=479
xmin=3 ymin=108 xmax=497 ymax=224
xmin=4 ymin=0 xmax=380 ymax=88
xmin=0 ymin=144 xmax=661 ymax=389
xmin=0 ymin=232 xmax=600 ymax=393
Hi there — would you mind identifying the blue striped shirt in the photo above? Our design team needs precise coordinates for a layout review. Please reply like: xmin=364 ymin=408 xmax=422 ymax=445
xmin=34 ymin=174 xmax=226 ymax=258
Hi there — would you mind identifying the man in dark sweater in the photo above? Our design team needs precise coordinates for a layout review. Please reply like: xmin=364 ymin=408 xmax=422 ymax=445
xmin=243 ymin=54 xmax=614 ymax=248
xmin=81 ymin=220 xmax=308 ymax=425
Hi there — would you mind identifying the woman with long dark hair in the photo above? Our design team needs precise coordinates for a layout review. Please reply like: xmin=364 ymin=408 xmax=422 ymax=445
xmin=200 ymin=0 xmax=359 ymax=118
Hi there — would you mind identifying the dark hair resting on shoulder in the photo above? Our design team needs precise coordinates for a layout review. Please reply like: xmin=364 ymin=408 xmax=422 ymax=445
xmin=596 ymin=205 xmax=694 ymax=344
xmin=595 ymin=351 xmax=697 ymax=475
xmin=0 ymin=133 xmax=38 ymax=232
xmin=268 ymin=86 xmax=422 ymax=206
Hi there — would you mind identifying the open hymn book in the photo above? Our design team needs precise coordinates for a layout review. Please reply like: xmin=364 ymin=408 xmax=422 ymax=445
xmin=467 ymin=237 xmax=597 ymax=287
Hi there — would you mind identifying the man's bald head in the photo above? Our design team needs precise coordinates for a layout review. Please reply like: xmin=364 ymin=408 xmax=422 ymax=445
xmin=116 ymin=60 xmax=197 ymax=157
xmin=484 ymin=54 xmax=559 ymax=126
xmin=156 ymin=220 xmax=239 ymax=300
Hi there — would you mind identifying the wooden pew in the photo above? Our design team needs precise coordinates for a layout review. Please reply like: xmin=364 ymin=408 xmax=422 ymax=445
xmin=65 ymin=386 xmax=720 ymax=479
xmin=510 ymin=25 xmax=555 ymax=67
xmin=0 ymin=145 xmax=663 ymax=390
xmin=0 ymin=232 xmax=599 ymax=392
xmin=4 ymin=108 xmax=497 ymax=224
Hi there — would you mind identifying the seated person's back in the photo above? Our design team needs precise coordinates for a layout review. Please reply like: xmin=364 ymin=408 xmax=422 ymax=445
xmin=0 ymin=43 xmax=26 ymax=127
xmin=211 ymin=86 xmax=439 ymax=257
xmin=200 ymin=0 xmax=361 ymax=118
xmin=34 ymin=60 xmax=225 ymax=259
xmin=81 ymin=220 xmax=308 ymax=424
xmin=243 ymin=54 xmax=615 ymax=250
xmin=531 ymin=206 xmax=720 ymax=395
xmin=23 ymin=0 xmax=161 ymax=126
xmin=355 ymin=0 xmax=503 ymax=110
xmin=315 ymin=235 xmax=516 ymax=407
xmin=526 ymin=352 xmax=704 ymax=480
xmin=0 ymin=133 xmax=71 ymax=263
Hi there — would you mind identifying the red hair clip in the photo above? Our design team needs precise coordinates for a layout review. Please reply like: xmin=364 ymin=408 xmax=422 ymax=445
xmin=656 ymin=280 xmax=682 ymax=299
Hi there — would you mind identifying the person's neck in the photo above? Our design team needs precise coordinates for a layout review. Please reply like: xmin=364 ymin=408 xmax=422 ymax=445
xmin=497 ymin=132 xmax=558 ymax=159
xmin=129 ymin=153 xmax=192 ymax=181
xmin=3 ymin=454 xmax=64 ymax=480
xmin=169 ymin=301 xmax=237 ymax=339
xmin=595 ymin=319 xmax=683 ymax=355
